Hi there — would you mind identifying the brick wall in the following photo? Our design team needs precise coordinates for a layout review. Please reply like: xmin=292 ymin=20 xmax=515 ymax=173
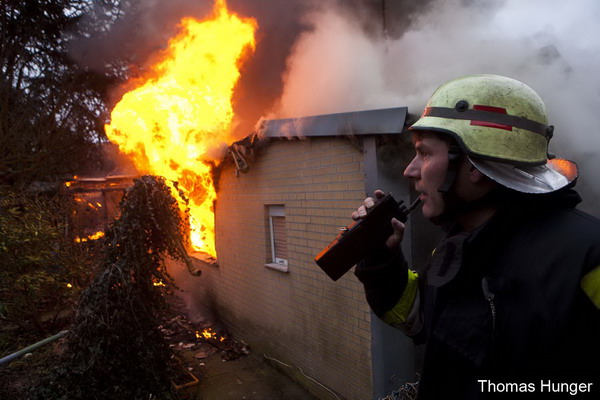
xmin=171 ymin=136 xmax=373 ymax=400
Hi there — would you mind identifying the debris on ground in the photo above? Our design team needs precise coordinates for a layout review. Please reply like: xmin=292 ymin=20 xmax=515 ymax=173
xmin=159 ymin=293 xmax=251 ymax=388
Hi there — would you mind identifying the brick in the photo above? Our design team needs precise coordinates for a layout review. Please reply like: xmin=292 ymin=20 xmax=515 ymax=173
xmin=174 ymin=136 xmax=373 ymax=400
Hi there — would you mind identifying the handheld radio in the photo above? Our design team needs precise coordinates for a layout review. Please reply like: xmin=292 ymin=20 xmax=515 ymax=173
xmin=314 ymin=194 xmax=420 ymax=281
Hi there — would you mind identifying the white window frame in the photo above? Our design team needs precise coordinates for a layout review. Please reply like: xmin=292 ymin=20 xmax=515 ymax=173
xmin=266 ymin=205 xmax=288 ymax=272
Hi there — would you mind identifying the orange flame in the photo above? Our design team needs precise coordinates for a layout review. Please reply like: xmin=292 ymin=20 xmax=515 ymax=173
xmin=75 ymin=231 xmax=105 ymax=243
xmin=105 ymin=0 xmax=257 ymax=257
xmin=549 ymin=158 xmax=579 ymax=182
xmin=195 ymin=328 xmax=226 ymax=341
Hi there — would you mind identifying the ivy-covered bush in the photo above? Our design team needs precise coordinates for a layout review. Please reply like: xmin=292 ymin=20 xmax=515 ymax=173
xmin=30 ymin=175 xmax=192 ymax=400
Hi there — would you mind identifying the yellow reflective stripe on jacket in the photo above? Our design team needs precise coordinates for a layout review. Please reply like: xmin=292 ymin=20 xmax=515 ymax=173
xmin=382 ymin=269 xmax=419 ymax=325
xmin=581 ymin=265 xmax=600 ymax=309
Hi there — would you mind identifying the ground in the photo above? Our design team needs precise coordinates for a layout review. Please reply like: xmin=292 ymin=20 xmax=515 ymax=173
xmin=0 ymin=293 xmax=321 ymax=400
xmin=162 ymin=294 xmax=324 ymax=399
xmin=180 ymin=346 xmax=320 ymax=400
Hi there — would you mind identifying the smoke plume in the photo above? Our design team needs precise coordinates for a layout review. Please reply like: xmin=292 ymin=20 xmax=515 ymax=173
xmin=72 ymin=0 xmax=600 ymax=215
xmin=71 ymin=0 xmax=318 ymax=135
xmin=275 ymin=0 xmax=600 ymax=216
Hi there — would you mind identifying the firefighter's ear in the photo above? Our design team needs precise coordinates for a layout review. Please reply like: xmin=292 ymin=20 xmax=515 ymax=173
xmin=468 ymin=163 xmax=488 ymax=184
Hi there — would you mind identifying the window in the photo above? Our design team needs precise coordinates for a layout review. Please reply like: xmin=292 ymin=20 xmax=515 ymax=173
xmin=266 ymin=205 xmax=288 ymax=272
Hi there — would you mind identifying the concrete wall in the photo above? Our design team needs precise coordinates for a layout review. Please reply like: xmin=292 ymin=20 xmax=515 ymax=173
xmin=172 ymin=136 xmax=373 ymax=400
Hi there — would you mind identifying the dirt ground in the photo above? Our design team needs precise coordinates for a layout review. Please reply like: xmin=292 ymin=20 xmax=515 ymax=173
xmin=162 ymin=295 xmax=326 ymax=400
xmin=176 ymin=344 xmax=321 ymax=400
xmin=161 ymin=319 xmax=314 ymax=399
xmin=0 ymin=293 xmax=325 ymax=400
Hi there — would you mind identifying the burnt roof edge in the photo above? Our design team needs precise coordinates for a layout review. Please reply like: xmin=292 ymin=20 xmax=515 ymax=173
xmin=258 ymin=107 xmax=408 ymax=138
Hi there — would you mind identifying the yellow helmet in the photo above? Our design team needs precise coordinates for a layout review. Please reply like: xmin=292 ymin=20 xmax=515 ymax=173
xmin=410 ymin=74 xmax=578 ymax=193
xmin=411 ymin=74 xmax=552 ymax=164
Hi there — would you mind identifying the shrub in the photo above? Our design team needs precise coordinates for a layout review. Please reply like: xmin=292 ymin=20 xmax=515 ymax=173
xmin=0 ymin=186 xmax=91 ymax=335
xmin=29 ymin=175 xmax=192 ymax=400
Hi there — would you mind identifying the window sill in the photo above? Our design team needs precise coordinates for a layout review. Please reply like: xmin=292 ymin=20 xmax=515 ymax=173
xmin=190 ymin=252 xmax=218 ymax=267
xmin=265 ymin=263 xmax=289 ymax=273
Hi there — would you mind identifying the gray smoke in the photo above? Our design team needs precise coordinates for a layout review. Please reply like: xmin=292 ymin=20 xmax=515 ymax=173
xmin=71 ymin=0 xmax=429 ymax=134
xmin=70 ymin=1 xmax=213 ymax=73
xmin=71 ymin=0 xmax=319 ymax=135
xmin=275 ymin=0 xmax=600 ymax=216
xmin=71 ymin=0 xmax=600 ymax=216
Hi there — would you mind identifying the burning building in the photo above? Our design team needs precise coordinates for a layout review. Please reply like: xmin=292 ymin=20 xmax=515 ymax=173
xmin=164 ymin=107 xmax=440 ymax=400
xmin=96 ymin=2 xmax=438 ymax=399
xmin=95 ymin=0 xmax=600 ymax=398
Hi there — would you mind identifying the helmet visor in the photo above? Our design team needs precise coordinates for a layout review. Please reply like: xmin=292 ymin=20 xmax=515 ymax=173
xmin=469 ymin=157 xmax=578 ymax=194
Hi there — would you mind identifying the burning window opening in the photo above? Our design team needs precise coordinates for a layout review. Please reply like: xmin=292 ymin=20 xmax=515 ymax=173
xmin=104 ymin=0 xmax=258 ymax=262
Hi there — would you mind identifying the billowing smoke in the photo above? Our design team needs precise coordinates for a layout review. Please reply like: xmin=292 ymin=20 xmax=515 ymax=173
xmin=71 ymin=0 xmax=600 ymax=216
xmin=71 ymin=0 xmax=318 ymax=135
xmin=70 ymin=1 xmax=212 ymax=74
xmin=71 ymin=0 xmax=425 ymax=135
xmin=275 ymin=0 xmax=600 ymax=216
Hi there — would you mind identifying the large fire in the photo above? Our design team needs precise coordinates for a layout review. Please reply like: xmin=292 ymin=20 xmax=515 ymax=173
xmin=105 ymin=0 xmax=257 ymax=257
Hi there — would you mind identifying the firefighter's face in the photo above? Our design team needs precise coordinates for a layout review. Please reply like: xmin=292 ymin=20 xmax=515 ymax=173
xmin=403 ymin=132 xmax=449 ymax=219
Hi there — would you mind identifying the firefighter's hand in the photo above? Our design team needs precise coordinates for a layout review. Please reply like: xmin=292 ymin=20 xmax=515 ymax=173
xmin=351 ymin=189 xmax=405 ymax=250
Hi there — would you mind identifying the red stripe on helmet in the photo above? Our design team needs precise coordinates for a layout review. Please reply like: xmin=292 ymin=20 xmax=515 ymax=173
xmin=470 ymin=120 xmax=513 ymax=131
xmin=470 ymin=104 xmax=512 ymax=131
xmin=473 ymin=104 xmax=508 ymax=114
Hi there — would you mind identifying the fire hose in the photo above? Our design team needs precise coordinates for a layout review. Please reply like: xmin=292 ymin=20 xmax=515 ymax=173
xmin=0 ymin=330 xmax=68 ymax=366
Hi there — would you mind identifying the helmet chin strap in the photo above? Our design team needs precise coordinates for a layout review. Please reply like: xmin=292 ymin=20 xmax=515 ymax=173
xmin=437 ymin=144 xmax=462 ymax=193
xmin=430 ymin=148 xmax=505 ymax=226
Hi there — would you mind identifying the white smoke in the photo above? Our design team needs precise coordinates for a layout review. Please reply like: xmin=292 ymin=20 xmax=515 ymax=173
xmin=275 ymin=0 xmax=600 ymax=216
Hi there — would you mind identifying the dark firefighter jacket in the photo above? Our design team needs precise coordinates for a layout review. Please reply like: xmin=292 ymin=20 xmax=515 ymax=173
xmin=355 ymin=188 xmax=600 ymax=399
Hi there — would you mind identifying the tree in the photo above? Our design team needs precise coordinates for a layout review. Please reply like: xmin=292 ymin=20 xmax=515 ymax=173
xmin=0 ymin=0 xmax=124 ymax=186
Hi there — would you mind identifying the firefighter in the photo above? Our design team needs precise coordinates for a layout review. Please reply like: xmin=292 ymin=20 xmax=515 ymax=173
xmin=353 ymin=74 xmax=600 ymax=399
